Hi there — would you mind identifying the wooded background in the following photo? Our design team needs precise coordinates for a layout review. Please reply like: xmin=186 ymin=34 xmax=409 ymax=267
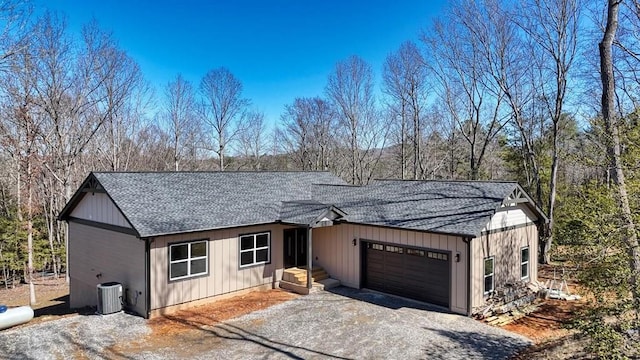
xmin=1 ymin=1 xmax=640 ymax=350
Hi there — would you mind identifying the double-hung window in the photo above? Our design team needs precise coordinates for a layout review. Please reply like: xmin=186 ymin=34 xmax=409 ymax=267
xmin=484 ymin=257 xmax=494 ymax=294
xmin=521 ymin=247 xmax=530 ymax=279
xmin=169 ymin=240 xmax=208 ymax=280
xmin=240 ymin=232 xmax=271 ymax=267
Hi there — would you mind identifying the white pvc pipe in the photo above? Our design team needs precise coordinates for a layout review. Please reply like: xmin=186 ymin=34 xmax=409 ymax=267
xmin=0 ymin=306 xmax=34 ymax=330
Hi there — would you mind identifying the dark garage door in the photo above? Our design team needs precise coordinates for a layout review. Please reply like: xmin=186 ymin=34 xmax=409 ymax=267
xmin=364 ymin=242 xmax=450 ymax=307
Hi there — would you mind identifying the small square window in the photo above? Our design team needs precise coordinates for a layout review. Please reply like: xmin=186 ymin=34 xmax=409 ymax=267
xmin=191 ymin=242 xmax=207 ymax=257
xmin=191 ymin=258 xmax=207 ymax=274
xmin=256 ymin=249 xmax=269 ymax=262
xmin=169 ymin=240 xmax=208 ymax=281
xmin=256 ymin=234 xmax=269 ymax=248
xmin=239 ymin=232 xmax=271 ymax=267
xmin=170 ymin=244 xmax=188 ymax=261
xmin=240 ymin=251 xmax=254 ymax=265
xmin=240 ymin=236 xmax=254 ymax=250
xmin=170 ymin=262 xmax=188 ymax=279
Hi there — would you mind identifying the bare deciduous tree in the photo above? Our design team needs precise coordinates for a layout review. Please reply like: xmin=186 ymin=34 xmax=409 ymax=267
xmin=162 ymin=74 xmax=198 ymax=171
xmin=199 ymin=67 xmax=249 ymax=171
xmin=424 ymin=9 xmax=507 ymax=180
xmin=383 ymin=41 xmax=429 ymax=179
xmin=279 ymin=98 xmax=314 ymax=170
xmin=0 ymin=0 xmax=31 ymax=71
xmin=279 ymin=97 xmax=337 ymax=171
xmin=235 ymin=110 xmax=267 ymax=170
xmin=326 ymin=55 xmax=388 ymax=184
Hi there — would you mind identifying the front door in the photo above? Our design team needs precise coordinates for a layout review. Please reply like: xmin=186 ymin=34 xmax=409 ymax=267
xmin=283 ymin=228 xmax=307 ymax=268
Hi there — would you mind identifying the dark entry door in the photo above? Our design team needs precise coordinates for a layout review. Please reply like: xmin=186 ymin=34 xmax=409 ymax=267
xmin=283 ymin=229 xmax=307 ymax=268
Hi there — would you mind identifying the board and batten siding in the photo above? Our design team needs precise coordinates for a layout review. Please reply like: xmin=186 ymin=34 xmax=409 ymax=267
xmin=70 ymin=192 xmax=131 ymax=228
xmin=68 ymin=221 xmax=146 ymax=316
xmin=470 ymin=223 xmax=538 ymax=311
xmin=149 ymin=224 xmax=292 ymax=312
xmin=312 ymin=223 xmax=469 ymax=315
xmin=481 ymin=205 xmax=538 ymax=233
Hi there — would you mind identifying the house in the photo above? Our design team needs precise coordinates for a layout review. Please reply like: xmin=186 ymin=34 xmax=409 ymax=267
xmin=58 ymin=171 xmax=547 ymax=318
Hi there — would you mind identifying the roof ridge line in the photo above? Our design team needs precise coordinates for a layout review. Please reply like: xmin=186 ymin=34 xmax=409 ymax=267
xmin=372 ymin=179 xmax=518 ymax=184
xmin=92 ymin=170 xmax=334 ymax=174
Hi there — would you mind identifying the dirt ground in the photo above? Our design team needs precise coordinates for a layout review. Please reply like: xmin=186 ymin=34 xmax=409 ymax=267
xmin=148 ymin=289 xmax=298 ymax=336
xmin=0 ymin=275 xmax=76 ymax=325
xmin=111 ymin=289 xmax=299 ymax=356
xmin=506 ymin=264 xmax=590 ymax=359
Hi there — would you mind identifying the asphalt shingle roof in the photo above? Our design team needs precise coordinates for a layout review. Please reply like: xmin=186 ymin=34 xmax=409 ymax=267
xmin=91 ymin=172 xmax=346 ymax=237
xmin=279 ymin=201 xmax=336 ymax=226
xmin=313 ymin=180 xmax=519 ymax=237
xmin=63 ymin=172 xmax=539 ymax=238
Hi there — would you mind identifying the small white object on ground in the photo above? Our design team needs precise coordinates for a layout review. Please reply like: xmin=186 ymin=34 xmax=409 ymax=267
xmin=0 ymin=306 xmax=34 ymax=330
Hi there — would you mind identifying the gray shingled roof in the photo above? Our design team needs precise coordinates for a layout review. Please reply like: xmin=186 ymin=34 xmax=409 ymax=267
xmin=90 ymin=172 xmax=346 ymax=237
xmin=62 ymin=172 xmax=541 ymax=238
xmin=279 ymin=201 xmax=336 ymax=226
xmin=313 ymin=180 xmax=520 ymax=237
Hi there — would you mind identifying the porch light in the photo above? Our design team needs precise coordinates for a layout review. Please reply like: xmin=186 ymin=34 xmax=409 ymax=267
xmin=455 ymin=252 xmax=460 ymax=262
xmin=352 ymin=238 xmax=357 ymax=246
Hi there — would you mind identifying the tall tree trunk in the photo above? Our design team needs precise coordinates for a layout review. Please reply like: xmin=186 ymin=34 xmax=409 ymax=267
xmin=64 ymin=183 xmax=71 ymax=283
xmin=174 ymin=135 xmax=179 ymax=171
xmin=600 ymin=0 xmax=640 ymax=321
xmin=470 ymin=139 xmax=478 ymax=180
xmin=47 ymin=190 xmax=58 ymax=278
xmin=1 ymin=245 xmax=7 ymax=290
xmin=351 ymin=127 xmax=357 ymax=184
xmin=544 ymin=120 xmax=560 ymax=264
xmin=26 ymin=158 xmax=36 ymax=305
xmin=401 ymin=105 xmax=406 ymax=180
xmin=218 ymin=135 xmax=224 ymax=171
xmin=413 ymin=105 xmax=420 ymax=180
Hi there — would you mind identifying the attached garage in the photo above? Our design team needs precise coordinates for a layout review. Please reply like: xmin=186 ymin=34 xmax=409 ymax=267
xmin=362 ymin=241 xmax=450 ymax=307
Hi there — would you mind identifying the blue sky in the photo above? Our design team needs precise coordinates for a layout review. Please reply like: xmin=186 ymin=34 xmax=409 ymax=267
xmin=39 ymin=1 xmax=446 ymax=124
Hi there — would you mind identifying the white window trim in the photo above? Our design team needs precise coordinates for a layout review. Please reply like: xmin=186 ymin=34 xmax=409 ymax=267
xmin=239 ymin=232 xmax=271 ymax=268
xmin=169 ymin=240 xmax=209 ymax=281
xmin=521 ymin=246 xmax=530 ymax=280
xmin=484 ymin=256 xmax=495 ymax=295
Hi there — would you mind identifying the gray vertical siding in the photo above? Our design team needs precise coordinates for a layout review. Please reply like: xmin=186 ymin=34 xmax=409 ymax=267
xmin=149 ymin=224 xmax=293 ymax=312
xmin=470 ymin=223 xmax=538 ymax=310
xmin=312 ymin=224 xmax=469 ymax=315
xmin=69 ymin=193 xmax=131 ymax=228
xmin=68 ymin=221 xmax=146 ymax=316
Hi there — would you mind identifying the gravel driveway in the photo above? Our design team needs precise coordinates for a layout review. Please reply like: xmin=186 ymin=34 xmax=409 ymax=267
xmin=0 ymin=287 xmax=530 ymax=359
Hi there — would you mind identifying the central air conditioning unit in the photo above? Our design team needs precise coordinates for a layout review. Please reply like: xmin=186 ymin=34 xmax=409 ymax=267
xmin=97 ymin=282 xmax=123 ymax=315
